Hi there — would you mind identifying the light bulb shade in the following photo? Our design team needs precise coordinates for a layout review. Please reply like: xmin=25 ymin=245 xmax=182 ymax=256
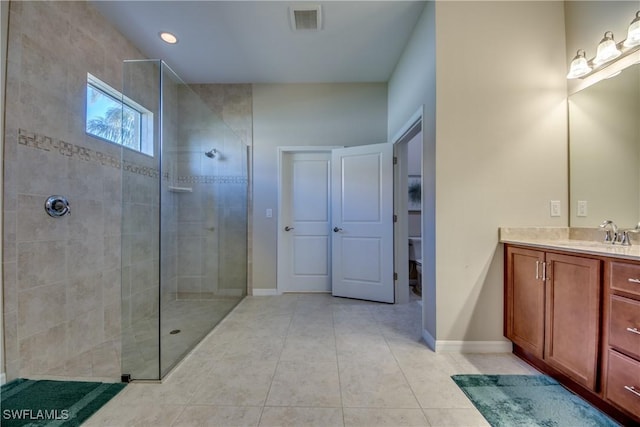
xmin=624 ymin=11 xmax=640 ymax=48
xmin=566 ymin=49 xmax=592 ymax=79
xmin=594 ymin=31 xmax=621 ymax=65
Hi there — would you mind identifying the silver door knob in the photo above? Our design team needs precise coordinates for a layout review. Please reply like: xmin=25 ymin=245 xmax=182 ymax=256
xmin=284 ymin=226 xmax=295 ymax=231
xmin=333 ymin=227 xmax=343 ymax=232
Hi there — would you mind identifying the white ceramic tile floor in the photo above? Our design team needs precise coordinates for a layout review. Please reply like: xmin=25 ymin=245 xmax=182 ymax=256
xmin=84 ymin=294 xmax=538 ymax=426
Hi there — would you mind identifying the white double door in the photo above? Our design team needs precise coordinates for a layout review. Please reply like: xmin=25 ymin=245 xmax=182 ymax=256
xmin=278 ymin=143 xmax=394 ymax=303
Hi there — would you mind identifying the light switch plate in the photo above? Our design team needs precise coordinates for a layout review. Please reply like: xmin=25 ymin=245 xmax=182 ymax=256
xmin=577 ymin=200 xmax=588 ymax=217
xmin=550 ymin=200 xmax=561 ymax=217
xmin=266 ymin=208 xmax=273 ymax=218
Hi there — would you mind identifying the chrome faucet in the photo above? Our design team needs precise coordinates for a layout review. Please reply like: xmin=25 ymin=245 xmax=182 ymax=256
xmin=619 ymin=222 xmax=640 ymax=246
xmin=599 ymin=220 xmax=619 ymax=243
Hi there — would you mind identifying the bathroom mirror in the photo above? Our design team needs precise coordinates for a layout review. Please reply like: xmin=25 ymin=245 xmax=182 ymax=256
xmin=569 ymin=63 xmax=640 ymax=229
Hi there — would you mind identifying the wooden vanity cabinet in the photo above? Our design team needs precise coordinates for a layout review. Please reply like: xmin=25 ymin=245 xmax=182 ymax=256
xmin=505 ymin=247 xmax=545 ymax=358
xmin=505 ymin=246 xmax=601 ymax=391
xmin=604 ymin=261 xmax=640 ymax=419
xmin=506 ymin=244 xmax=640 ymax=423
xmin=544 ymin=252 xmax=601 ymax=390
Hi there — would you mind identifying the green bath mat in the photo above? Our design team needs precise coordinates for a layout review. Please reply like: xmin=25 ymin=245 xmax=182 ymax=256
xmin=452 ymin=374 xmax=619 ymax=427
xmin=1 ymin=378 xmax=126 ymax=426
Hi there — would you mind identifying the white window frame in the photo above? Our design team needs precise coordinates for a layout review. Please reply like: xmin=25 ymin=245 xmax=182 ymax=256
xmin=86 ymin=73 xmax=154 ymax=156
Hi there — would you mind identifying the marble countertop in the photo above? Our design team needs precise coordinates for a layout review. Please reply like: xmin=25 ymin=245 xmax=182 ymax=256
xmin=499 ymin=227 xmax=640 ymax=261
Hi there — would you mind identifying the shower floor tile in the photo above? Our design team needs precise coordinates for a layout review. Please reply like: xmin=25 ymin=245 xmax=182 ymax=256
xmin=86 ymin=294 xmax=538 ymax=426
xmin=122 ymin=296 xmax=242 ymax=379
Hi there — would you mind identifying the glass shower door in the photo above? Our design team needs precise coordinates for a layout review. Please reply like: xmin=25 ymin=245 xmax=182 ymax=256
xmin=121 ymin=60 xmax=248 ymax=380
xmin=121 ymin=59 xmax=162 ymax=380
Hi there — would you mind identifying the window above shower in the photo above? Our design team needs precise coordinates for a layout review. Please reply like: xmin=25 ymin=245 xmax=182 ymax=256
xmin=85 ymin=73 xmax=154 ymax=156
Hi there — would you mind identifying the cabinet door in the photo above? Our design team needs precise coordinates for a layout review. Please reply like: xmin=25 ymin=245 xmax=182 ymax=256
xmin=545 ymin=253 xmax=601 ymax=391
xmin=506 ymin=246 xmax=545 ymax=359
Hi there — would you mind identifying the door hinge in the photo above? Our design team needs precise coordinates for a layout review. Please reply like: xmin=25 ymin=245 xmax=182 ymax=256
xmin=393 ymin=214 xmax=398 ymax=223
xmin=393 ymin=156 xmax=398 ymax=165
xmin=394 ymin=272 xmax=398 ymax=280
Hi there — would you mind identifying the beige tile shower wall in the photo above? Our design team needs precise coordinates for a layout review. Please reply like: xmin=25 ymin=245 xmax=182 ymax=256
xmin=189 ymin=85 xmax=253 ymax=147
xmin=3 ymin=1 xmax=145 ymax=381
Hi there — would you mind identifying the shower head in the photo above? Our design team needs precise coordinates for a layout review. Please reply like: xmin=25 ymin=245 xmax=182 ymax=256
xmin=205 ymin=148 xmax=217 ymax=159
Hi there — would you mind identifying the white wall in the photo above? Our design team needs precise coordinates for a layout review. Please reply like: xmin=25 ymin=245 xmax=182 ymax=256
xmin=434 ymin=1 xmax=567 ymax=344
xmin=387 ymin=1 xmax=437 ymax=339
xmin=251 ymin=83 xmax=388 ymax=291
xmin=0 ymin=0 xmax=8 ymax=384
xmin=389 ymin=1 xmax=567 ymax=346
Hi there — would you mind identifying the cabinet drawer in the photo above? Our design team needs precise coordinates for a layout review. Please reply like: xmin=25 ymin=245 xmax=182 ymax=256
xmin=610 ymin=262 xmax=640 ymax=296
xmin=605 ymin=350 xmax=640 ymax=417
xmin=610 ymin=295 xmax=640 ymax=360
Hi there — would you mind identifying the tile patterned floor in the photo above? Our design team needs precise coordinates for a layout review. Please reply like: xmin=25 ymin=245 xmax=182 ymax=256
xmin=84 ymin=294 xmax=538 ymax=426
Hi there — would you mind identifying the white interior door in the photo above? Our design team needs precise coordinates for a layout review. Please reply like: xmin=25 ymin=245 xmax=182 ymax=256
xmin=331 ymin=143 xmax=394 ymax=303
xmin=278 ymin=152 xmax=332 ymax=292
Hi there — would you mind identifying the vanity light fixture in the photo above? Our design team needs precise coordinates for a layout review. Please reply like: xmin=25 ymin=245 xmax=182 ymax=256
xmin=159 ymin=31 xmax=178 ymax=44
xmin=567 ymin=11 xmax=640 ymax=79
xmin=566 ymin=49 xmax=592 ymax=79
xmin=624 ymin=11 xmax=640 ymax=48
xmin=593 ymin=31 xmax=621 ymax=65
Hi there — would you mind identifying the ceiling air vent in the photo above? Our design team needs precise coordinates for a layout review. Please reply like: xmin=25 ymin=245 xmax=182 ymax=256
xmin=289 ymin=5 xmax=322 ymax=31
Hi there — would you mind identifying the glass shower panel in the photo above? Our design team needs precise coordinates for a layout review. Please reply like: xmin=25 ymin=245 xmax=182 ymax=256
xmin=121 ymin=60 xmax=248 ymax=380
xmin=121 ymin=60 xmax=162 ymax=380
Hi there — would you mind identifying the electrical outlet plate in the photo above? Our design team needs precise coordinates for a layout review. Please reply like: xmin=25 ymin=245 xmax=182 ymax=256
xmin=550 ymin=200 xmax=561 ymax=217
xmin=577 ymin=200 xmax=588 ymax=217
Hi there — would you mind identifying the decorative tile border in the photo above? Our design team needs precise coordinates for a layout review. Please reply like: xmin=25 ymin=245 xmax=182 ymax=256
xmin=18 ymin=128 xmax=122 ymax=169
xmin=18 ymin=129 xmax=248 ymax=184
xmin=176 ymin=175 xmax=248 ymax=185
xmin=122 ymin=162 xmax=159 ymax=179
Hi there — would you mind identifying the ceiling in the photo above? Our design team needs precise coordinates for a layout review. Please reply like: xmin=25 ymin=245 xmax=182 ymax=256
xmin=90 ymin=1 xmax=426 ymax=84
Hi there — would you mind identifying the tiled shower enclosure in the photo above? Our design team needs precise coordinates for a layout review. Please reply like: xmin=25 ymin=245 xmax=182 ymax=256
xmin=3 ymin=1 xmax=249 ymax=382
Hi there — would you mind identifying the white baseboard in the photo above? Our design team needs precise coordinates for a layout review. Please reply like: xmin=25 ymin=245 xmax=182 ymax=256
xmin=435 ymin=340 xmax=513 ymax=353
xmin=421 ymin=331 xmax=513 ymax=353
xmin=215 ymin=289 xmax=244 ymax=297
xmin=0 ymin=372 xmax=6 ymax=385
xmin=251 ymin=289 xmax=280 ymax=296
xmin=421 ymin=329 xmax=436 ymax=351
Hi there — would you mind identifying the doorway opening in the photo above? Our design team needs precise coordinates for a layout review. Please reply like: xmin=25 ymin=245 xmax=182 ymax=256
xmin=392 ymin=109 xmax=423 ymax=306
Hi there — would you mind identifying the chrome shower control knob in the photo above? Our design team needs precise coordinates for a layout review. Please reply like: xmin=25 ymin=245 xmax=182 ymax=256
xmin=45 ymin=195 xmax=70 ymax=217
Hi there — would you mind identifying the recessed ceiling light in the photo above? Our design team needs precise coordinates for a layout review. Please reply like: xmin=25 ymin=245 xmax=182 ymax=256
xmin=159 ymin=31 xmax=178 ymax=44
